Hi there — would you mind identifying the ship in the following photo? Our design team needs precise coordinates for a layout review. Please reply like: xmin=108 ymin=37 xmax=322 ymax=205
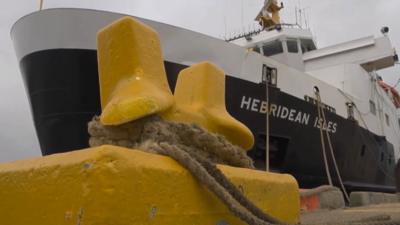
xmin=11 ymin=1 xmax=400 ymax=192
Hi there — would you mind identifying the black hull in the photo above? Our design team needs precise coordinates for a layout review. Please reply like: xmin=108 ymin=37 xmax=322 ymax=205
xmin=19 ymin=49 xmax=397 ymax=192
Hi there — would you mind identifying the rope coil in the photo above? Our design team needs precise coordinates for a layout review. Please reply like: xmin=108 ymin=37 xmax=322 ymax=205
xmin=88 ymin=115 xmax=282 ymax=225
xmin=88 ymin=115 xmax=399 ymax=225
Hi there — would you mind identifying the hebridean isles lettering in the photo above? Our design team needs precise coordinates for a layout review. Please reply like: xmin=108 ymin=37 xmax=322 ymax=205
xmin=240 ymin=96 xmax=338 ymax=133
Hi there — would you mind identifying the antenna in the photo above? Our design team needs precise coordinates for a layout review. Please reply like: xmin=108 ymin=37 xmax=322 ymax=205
xmin=299 ymin=8 xmax=302 ymax=28
xmin=241 ymin=0 xmax=244 ymax=28
xmin=224 ymin=15 xmax=227 ymax=39
xmin=298 ymin=0 xmax=303 ymax=28
xmin=307 ymin=8 xmax=311 ymax=29
xmin=304 ymin=8 xmax=308 ymax=29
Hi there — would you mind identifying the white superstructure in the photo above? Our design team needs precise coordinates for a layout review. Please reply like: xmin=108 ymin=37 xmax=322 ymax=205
xmin=231 ymin=25 xmax=400 ymax=159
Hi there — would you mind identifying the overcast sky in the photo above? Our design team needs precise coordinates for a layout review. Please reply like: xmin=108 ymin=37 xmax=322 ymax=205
xmin=0 ymin=0 xmax=400 ymax=162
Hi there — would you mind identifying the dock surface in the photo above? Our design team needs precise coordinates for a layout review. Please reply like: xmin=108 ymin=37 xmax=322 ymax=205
xmin=301 ymin=203 xmax=400 ymax=224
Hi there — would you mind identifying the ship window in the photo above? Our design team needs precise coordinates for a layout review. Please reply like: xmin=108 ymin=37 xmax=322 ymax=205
xmin=253 ymin=46 xmax=261 ymax=54
xmin=300 ymin=39 xmax=316 ymax=53
xmin=398 ymin=118 xmax=400 ymax=128
xmin=369 ymin=100 xmax=376 ymax=115
xmin=385 ymin=113 xmax=390 ymax=126
xmin=346 ymin=102 xmax=355 ymax=120
xmin=380 ymin=152 xmax=384 ymax=162
xmin=262 ymin=40 xmax=283 ymax=56
xmin=287 ymin=39 xmax=299 ymax=53
xmin=262 ymin=64 xmax=277 ymax=86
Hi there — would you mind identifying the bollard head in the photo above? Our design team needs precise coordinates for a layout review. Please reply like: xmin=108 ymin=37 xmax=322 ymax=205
xmin=163 ymin=61 xmax=254 ymax=150
xmin=97 ymin=17 xmax=174 ymax=125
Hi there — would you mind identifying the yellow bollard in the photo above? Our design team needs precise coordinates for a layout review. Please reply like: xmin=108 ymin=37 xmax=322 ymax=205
xmin=97 ymin=17 xmax=253 ymax=149
xmin=0 ymin=145 xmax=300 ymax=225
xmin=97 ymin=16 xmax=174 ymax=125
xmin=162 ymin=62 xmax=255 ymax=150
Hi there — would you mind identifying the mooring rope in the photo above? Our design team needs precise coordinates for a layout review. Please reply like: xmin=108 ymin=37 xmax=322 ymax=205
xmin=88 ymin=115 xmax=400 ymax=225
xmin=145 ymin=142 xmax=281 ymax=225
xmin=314 ymin=88 xmax=350 ymax=202
xmin=314 ymin=87 xmax=333 ymax=186
xmin=89 ymin=116 xmax=281 ymax=225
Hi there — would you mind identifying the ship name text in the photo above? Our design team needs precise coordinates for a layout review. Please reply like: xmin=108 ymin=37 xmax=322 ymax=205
xmin=240 ymin=96 xmax=337 ymax=133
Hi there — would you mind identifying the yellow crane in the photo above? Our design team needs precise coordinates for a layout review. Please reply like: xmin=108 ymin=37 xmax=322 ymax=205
xmin=255 ymin=0 xmax=283 ymax=29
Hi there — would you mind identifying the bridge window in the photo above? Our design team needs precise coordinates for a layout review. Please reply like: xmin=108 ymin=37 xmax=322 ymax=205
xmin=300 ymin=39 xmax=316 ymax=53
xmin=287 ymin=39 xmax=299 ymax=53
xmin=262 ymin=40 xmax=283 ymax=56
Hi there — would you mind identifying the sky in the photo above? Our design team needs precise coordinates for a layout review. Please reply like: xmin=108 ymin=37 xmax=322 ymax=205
xmin=0 ymin=0 xmax=400 ymax=162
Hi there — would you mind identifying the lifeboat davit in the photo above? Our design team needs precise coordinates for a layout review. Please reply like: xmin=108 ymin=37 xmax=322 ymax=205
xmin=378 ymin=80 xmax=400 ymax=108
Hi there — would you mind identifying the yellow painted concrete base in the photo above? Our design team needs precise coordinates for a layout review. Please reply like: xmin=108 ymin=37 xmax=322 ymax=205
xmin=0 ymin=145 xmax=299 ymax=225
